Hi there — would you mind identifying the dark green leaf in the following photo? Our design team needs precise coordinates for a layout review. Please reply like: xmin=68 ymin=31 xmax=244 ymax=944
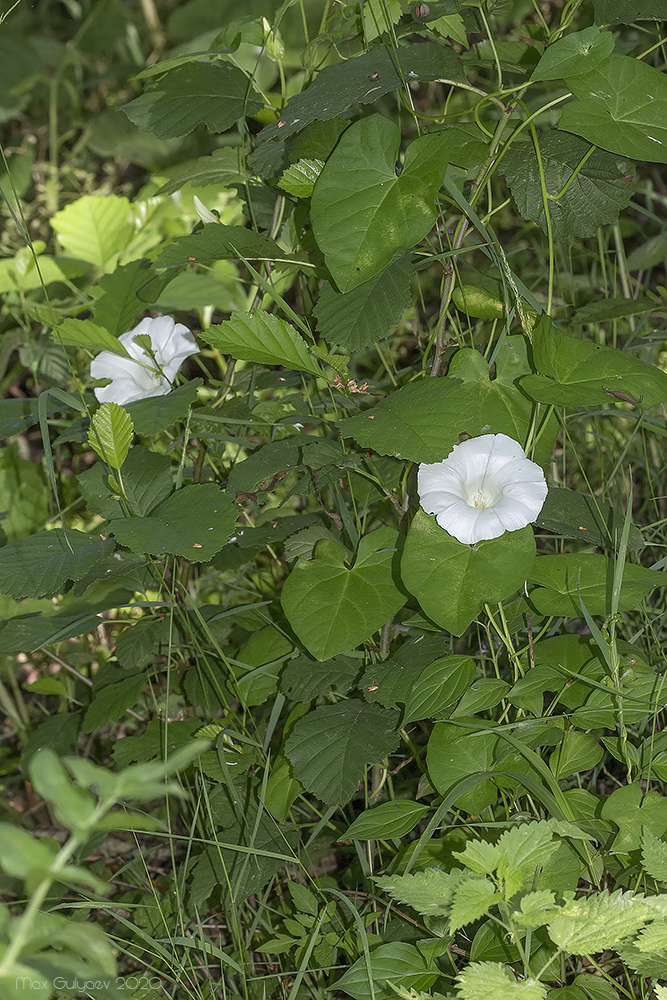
xmin=593 ymin=0 xmax=667 ymax=23
xmin=154 ymin=224 xmax=285 ymax=268
xmin=403 ymin=656 xmax=475 ymax=723
xmin=284 ymin=701 xmax=400 ymax=806
xmin=311 ymin=115 xmax=451 ymax=291
xmin=108 ymin=483 xmax=237 ymax=561
xmin=0 ymin=529 xmax=115 ymax=600
xmin=336 ymin=942 xmax=438 ymax=1000
xmin=94 ymin=260 xmax=170 ymax=336
xmin=314 ymin=257 xmax=413 ymax=351
xmin=0 ymin=612 xmax=102 ymax=654
xmin=125 ymin=378 xmax=202 ymax=435
xmin=156 ymin=147 xmax=245 ymax=195
xmin=83 ymin=673 xmax=146 ymax=733
xmin=21 ymin=713 xmax=81 ymax=771
xmin=339 ymin=376 xmax=473 ymax=463
xmin=228 ymin=436 xmax=305 ymax=495
xmin=258 ymin=43 xmax=463 ymax=144
xmin=361 ymin=634 xmax=447 ymax=708
xmin=528 ymin=553 xmax=662 ymax=616
xmin=343 ymin=800 xmax=430 ymax=840
xmin=203 ymin=312 xmax=322 ymax=375
xmin=536 ymin=486 xmax=644 ymax=550
xmin=279 ymin=653 xmax=361 ymax=701
xmin=121 ymin=446 xmax=173 ymax=515
xmin=502 ymin=131 xmax=636 ymax=239
xmin=123 ymin=62 xmax=262 ymax=139
xmin=570 ymin=297 xmax=655 ymax=324
xmin=560 ymin=55 xmax=667 ymax=163
xmin=427 ymin=723 xmax=498 ymax=814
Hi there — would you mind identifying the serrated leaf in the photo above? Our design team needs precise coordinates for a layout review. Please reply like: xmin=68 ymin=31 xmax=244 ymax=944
xmin=154 ymin=224 xmax=285 ymax=268
xmin=521 ymin=315 xmax=667 ymax=409
xmin=279 ymin=158 xmax=324 ymax=197
xmin=449 ymin=877 xmax=499 ymax=933
xmin=502 ymin=131 xmax=635 ymax=240
xmin=54 ymin=318 xmax=131 ymax=357
xmin=93 ymin=260 xmax=169 ymax=336
xmin=156 ymin=147 xmax=245 ymax=195
xmin=375 ymin=867 xmax=470 ymax=916
xmin=559 ymin=54 xmax=667 ymax=163
xmin=125 ymin=378 xmax=202 ymax=435
xmin=515 ymin=890 xmax=558 ymax=928
xmin=89 ymin=402 xmax=134 ymax=469
xmin=314 ymin=257 xmax=413 ymax=352
xmin=402 ymin=511 xmax=536 ymax=637
xmin=280 ymin=528 xmax=406 ymax=661
xmin=123 ymin=62 xmax=261 ymax=139
xmin=51 ymin=194 xmax=133 ymax=269
xmin=258 ymin=42 xmax=463 ymax=144
xmin=547 ymin=890 xmax=649 ymax=954
xmin=343 ymin=800 xmax=430 ymax=840
xmin=531 ymin=27 xmax=614 ymax=82
xmin=457 ymin=962 xmax=548 ymax=999
xmin=0 ymin=529 xmax=114 ymax=600
xmin=528 ymin=552 xmax=661 ymax=616
xmin=284 ymin=701 xmax=400 ymax=806
xmin=641 ymin=828 xmax=667 ymax=882
xmin=403 ymin=656 xmax=475 ymax=724
xmin=108 ymin=484 xmax=237 ymax=561
xmin=593 ymin=0 xmax=666 ymax=22
xmin=203 ymin=312 xmax=323 ymax=376
xmin=279 ymin=653 xmax=360 ymax=701
xmin=339 ymin=377 xmax=473 ymax=464
xmin=337 ymin=942 xmax=438 ymax=1000
xmin=311 ymin=115 xmax=450 ymax=291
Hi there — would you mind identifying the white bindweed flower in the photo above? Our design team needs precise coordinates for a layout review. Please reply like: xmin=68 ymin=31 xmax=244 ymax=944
xmin=417 ymin=433 xmax=548 ymax=546
xmin=90 ymin=315 xmax=199 ymax=405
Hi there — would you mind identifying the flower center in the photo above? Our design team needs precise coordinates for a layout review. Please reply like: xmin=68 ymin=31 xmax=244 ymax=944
xmin=464 ymin=478 xmax=503 ymax=510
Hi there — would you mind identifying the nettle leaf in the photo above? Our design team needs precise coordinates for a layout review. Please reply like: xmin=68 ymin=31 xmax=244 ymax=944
xmin=311 ymin=115 xmax=451 ymax=291
xmin=531 ymin=27 xmax=614 ymax=82
xmin=258 ymin=42 xmax=463 ymax=144
xmin=547 ymin=890 xmax=649 ymax=954
xmin=457 ymin=962 xmax=548 ymax=999
xmin=284 ymin=700 xmax=400 ymax=806
xmin=502 ymin=131 xmax=636 ymax=240
xmin=521 ymin=316 xmax=667 ymax=408
xmin=279 ymin=158 xmax=324 ymax=197
xmin=280 ymin=528 xmax=406 ymax=661
xmin=54 ymin=318 xmax=131 ymax=357
xmin=154 ymin=225 xmax=285 ymax=268
xmin=450 ymin=877 xmax=499 ymax=933
xmin=403 ymin=656 xmax=475 ymax=724
xmin=123 ymin=62 xmax=262 ymax=139
xmin=203 ymin=312 xmax=323 ymax=376
xmin=376 ymin=867 xmax=470 ymax=916
xmin=559 ymin=54 xmax=667 ymax=163
xmin=339 ymin=377 xmax=473 ymax=464
xmin=108 ymin=483 xmax=237 ymax=562
xmin=0 ymin=529 xmax=114 ymax=600
xmin=88 ymin=402 xmax=134 ymax=470
xmin=337 ymin=942 xmax=438 ymax=1000
xmin=641 ymin=828 xmax=667 ymax=882
xmin=402 ymin=510 xmax=536 ymax=636
xmin=528 ymin=552 xmax=662 ymax=616
xmin=314 ymin=257 xmax=414 ymax=352
xmin=125 ymin=379 xmax=202 ymax=435
xmin=51 ymin=194 xmax=133 ymax=269
xmin=343 ymin=800 xmax=430 ymax=840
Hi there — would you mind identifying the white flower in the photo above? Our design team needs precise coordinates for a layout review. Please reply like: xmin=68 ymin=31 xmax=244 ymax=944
xmin=417 ymin=433 xmax=548 ymax=546
xmin=90 ymin=315 xmax=199 ymax=405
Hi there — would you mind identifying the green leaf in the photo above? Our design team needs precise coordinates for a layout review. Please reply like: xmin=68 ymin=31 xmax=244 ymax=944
xmin=521 ymin=316 xmax=667 ymax=408
xmin=641 ymin=828 xmax=667 ymax=882
xmin=0 ymin=823 xmax=58 ymax=879
xmin=547 ymin=890 xmax=649 ymax=954
xmin=313 ymin=257 xmax=414 ymax=352
xmin=502 ymin=132 xmax=636 ymax=240
xmin=339 ymin=377 xmax=473 ymax=464
xmin=337 ymin=942 xmax=438 ymax=1000
xmin=531 ymin=27 xmax=614 ymax=82
xmin=154 ymin=224 xmax=285 ymax=268
xmin=279 ymin=158 xmax=324 ymax=197
xmin=403 ymin=656 xmax=475 ymax=724
xmin=0 ymin=529 xmax=114 ymax=600
xmin=571 ymin=297 xmax=655 ymax=325
xmin=559 ymin=54 xmax=667 ymax=163
xmin=617 ymin=923 xmax=667 ymax=979
xmin=0 ymin=32 xmax=42 ymax=122
xmin=0 ymin=611 xmax=103 ymax=654
xmin=82 ymin=673 xmax=146 ymax=733
xmin=402 ymin=510 xmax=536 ymax=636
xmin=88 ymin=402 xmax=134 ymax=470
xmin=376 ymin=867 xmax=471 ymax=916
xmin=601 ymin=783 xmax=667 ymax=852
xmin=343 ymin=800 xmax=430 ymax=840
xmin=536 ymin=486 xmax=644 ymax=551
xmin=121 ymin=445 xmax=173 ymax=515
xmin=427 ymin=723 xmax=499 ymax=814
xmin=280 ymin=528 xmax=406 ymax=661
xmin=93 ymin=259 xmax=169 ymax=336
xmin=452 ymin=678 xmax=510 ymax=718
xmin=123 ymin=62 xmax=262 ymax=139
xmin=0 ymin=444 xmax=50 ymax=541
xmin=29 ymin=749 xmax=96 ymax=831
xmin=549 ymin=730 xmax=603 ymax=779
xmin=279 ymin=653 xmax=360 ymax=701
xmin=311 ymin=115 xmax=451 ymax=291
xmin=528 ymin=552 xmax=661 ymax=616
xmin=156 ymin=147 xmax=245 ymax=195
xmin=361 ymin=634 xmax=448 ymax=708
xmin=203 ymin=312 xmax=323 ymax=376
xmin=50 ymin=194 xmax=133 ymax=269
xmin=457 ymin=962 xmax=548 ymax=999
xmin=449 ymin=877 xmax=499 ymax=933
xmin=285 ymin=701 xmax=400 ymax=806
xmin=593 ymin=0 xmax=667 ymax=22
xmin=54 ymin=318 xmax=131 ymax=357
xmin=108 ymin=483 xmax=237 ymax=562
xmin=258 ymin=42 xmax=464 ymax=143
xmin=125 ymin=378 xmax=203 ymax=435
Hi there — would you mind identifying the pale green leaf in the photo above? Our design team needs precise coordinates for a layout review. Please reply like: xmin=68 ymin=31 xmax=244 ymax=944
xmin=514 ymin=890 xmax=558 ymax=928
xmin=449 ymin=877 xmax=499 ymax=933
xmin=343 ymin=800 xmax=430 ymax=840
xmin=156 ymin=147 xmax=245 ymax=195
xmin=54 ymin=318 xmax=131 ymax=357
xmin=203 ymin=312 xmax=322 ymax=376
xmin=51 ymin=194 xmax=133 ymax=269
xmin=547 ymin=890 xmax=649 ymax=953
xmin=641 ymin=828 xmax=667 ymax=882
xmin=279 ymin=158 xmax=324 ymax=197
xmin=89 ymin=402 xmax=134 ymax=470
xmin=457 ymin=961 xmax=548 ymax=999
xmin=427 ymin=724 xmax=498 ymax=815
xmin=375 ymin=867 xmax=470 ymax=916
